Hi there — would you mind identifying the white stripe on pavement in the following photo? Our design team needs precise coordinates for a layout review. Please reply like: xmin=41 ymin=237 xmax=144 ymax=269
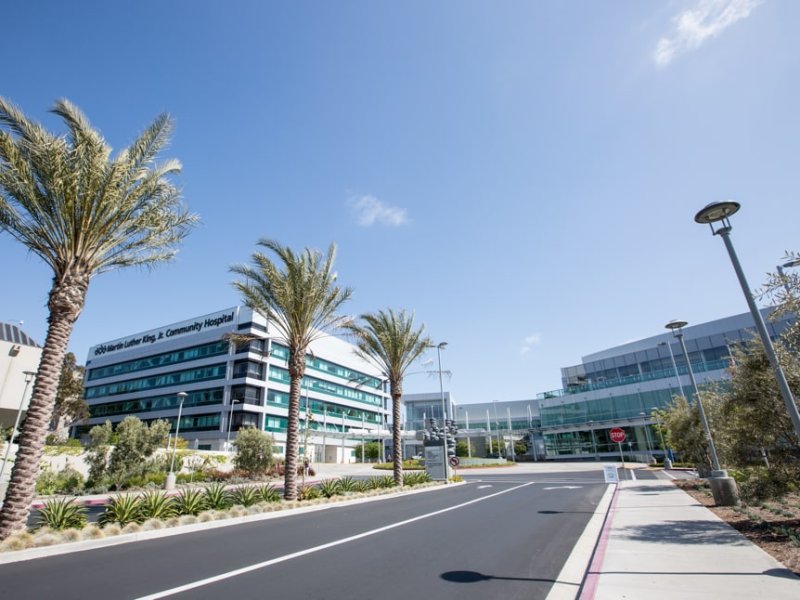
xmin=136 ymin=481 xmax=535 ymax=600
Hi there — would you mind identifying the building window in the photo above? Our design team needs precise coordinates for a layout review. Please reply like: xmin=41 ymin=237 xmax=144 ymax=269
xmin=231 ymin=385 xmax=262 ymax=405
xmin=85 ymin=364 xmax=227 ymax=399
xmin=87 ymin=341 xmax=229 ymax=381
xmin=233 ymin=360 xmax=264 ymax=380
xmin=89 ymin=388 xmax=224 ymax=417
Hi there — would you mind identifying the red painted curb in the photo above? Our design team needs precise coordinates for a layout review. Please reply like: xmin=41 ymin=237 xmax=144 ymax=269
xmin=578 ymin=483 xmax=620 ymax=600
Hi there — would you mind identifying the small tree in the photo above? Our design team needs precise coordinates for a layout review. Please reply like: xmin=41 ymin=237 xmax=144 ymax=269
xmin=455 ymin=440 xmax=470 ymax=457
xmin=514 ymin=439 xmax=528 ymax=456
xmin=51 ymin=352 xmax=88 ymax=434
xmin=233 ymin=427 xmax=274 ymax=476
xmin=658 ymin=396 xmax=717 ymax=475
xmin=352 ymin=441 xmax=381 ymax=462
xmin=84 ymin=417 xmax=170 ymax=488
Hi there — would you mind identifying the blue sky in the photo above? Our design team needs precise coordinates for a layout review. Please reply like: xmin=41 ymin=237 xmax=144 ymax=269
xmin=2 ymin=1 xmax=798 ymax=402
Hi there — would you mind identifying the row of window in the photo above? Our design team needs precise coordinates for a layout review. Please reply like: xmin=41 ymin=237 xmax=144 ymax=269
xmin=543 ymin=426 xmax=659 ymax=456
xmin=540 ymin=387 xmax=685 ymax=427
xmin=271 ymin=343 xmax=382 ymax=389
xmin=268 ymin=366 xmax=383 ymax=407
xmin=89 ymin=388 xmax=225 ymax=418
xmin=85 ymin=364 xmax=227 ymax=399
xmin=87 ymin=341 xmax=229 ymax=381
xmin=266 ymin=390 xmax=382 ymax=423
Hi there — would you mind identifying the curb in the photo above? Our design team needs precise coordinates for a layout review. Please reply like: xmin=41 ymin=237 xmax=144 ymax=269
xmin=545 ymin=483 xmax=616 ymax=600
xmin=1 ymin=482 xmax=459 ymax=565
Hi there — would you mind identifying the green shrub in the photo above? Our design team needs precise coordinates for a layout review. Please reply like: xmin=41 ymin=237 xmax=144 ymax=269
xmin=372 ymin=459 xmax=424 ymax=471
xmin=174 ymin=489 xmax=207 ymax=516
xmin=138 ymin=491 xmax=176 ymax=520
xmin=354 ymin=480 xmax=371 ymax=493
xmin=298 ymin=484 xmax=321 ymax=500
xmin=99 ymin=495 xmax=143 ymax=528
xmin=403 ymin=472 xmax=432 ymax=486
xmin=37 ymin=498 xmax=87 ymax=530
xmin=203 ymin=483 xmax=232 ymax=510
xmin=233 ymin=428 xmax=274 ymax=475
xmin=337 ymin=476 xmax=358 ymax=493
xmin=256 ymin=484 xmax=281 ymax=503
xmin=36 ymin=466 xmax=85 ymax=496
xmin=369 ymin=475 xmax=395 ymax=489
xmin=123 ymin=471 xmax=166 ymax=489
xmin=229 ymin=486 xmax=260 ymax=507
xmin=318 ymin=479 xmax=341 ymax=498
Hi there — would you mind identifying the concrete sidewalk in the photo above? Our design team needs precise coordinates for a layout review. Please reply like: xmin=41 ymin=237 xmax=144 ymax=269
xmin=583 ymin=478 xmax=800 ymax=599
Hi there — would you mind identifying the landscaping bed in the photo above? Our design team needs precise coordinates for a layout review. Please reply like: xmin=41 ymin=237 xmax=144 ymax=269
xmin=1 ymin=474 xmax=436 ymax=554
xmin=675 ymin=479 xmax=800 ymax=574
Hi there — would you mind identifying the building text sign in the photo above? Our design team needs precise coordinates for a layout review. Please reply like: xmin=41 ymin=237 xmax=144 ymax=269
xmin=89 ymin=308 xmax=239 ymax=358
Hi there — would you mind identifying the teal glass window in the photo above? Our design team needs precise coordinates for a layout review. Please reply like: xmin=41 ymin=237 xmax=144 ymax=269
xmin=85 ymin=364 xmax=227 ymax=399
xmin=87 ymin=341 xmax=229 ymax=381
xmin=89 ymin=388 xmax=224 ymax=418
xmin=268 ymin=366 xmax=383 ymax=407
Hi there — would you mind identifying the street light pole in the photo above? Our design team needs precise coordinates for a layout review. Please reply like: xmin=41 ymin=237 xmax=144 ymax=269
xmin=658 ymin=340 xmax=685 ymax=398
xmin=695 ymin=201 xmax=800 ymax=444
xmin=0 ymin=371 xmax=35 ymax=491
xmin=665 ymin=321 xmax=721 ymax=472
xmin=666 ymin=320 xmax=738 ymax=505
xmin=507 ymin=408 xmax=516 ymax=462
xmin=225 ymin=396 xmax=241 ymax=451
xmin=166 ymin=391 xmax=188 ymax=491
xmin=486 ymin=410 xmax=493 ymax=455
xmin=434 ymin=341 xmax=449 ymax=481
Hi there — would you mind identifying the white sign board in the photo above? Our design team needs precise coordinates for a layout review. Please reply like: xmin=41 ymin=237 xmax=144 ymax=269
xmin=603 ymin=464 xmax=619 ymax=483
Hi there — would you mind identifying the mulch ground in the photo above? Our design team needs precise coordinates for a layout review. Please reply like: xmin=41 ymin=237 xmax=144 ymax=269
xmin=675 ymin=479 xmax=800 ymax=575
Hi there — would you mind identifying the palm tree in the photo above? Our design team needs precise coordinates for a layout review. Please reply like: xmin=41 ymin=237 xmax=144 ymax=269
xmin=0 ymin=98 xmax=195 ymax=539
xmin=231 ymin=239 xmax=352 ymax=499
xmin=345 ymin=309 xmax=431 ymax=486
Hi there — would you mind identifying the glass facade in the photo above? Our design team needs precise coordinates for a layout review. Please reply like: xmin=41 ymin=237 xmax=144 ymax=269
xmin=266 ymin=390 xmax=381 ymax=424
xmin=268 ymin=366 xmax=383 ymax=407
xmin=271 ymin=343 xmax=382 ymax=389
xmin=85 ymin=364 xmax=227 ymax=399
xmin=87 ymin=341 xmax=229 ymax=381
xmin=540 ymin=387 xmax=684 ymax=427
xmin=89 ymin=388 xmax=224 ymax=418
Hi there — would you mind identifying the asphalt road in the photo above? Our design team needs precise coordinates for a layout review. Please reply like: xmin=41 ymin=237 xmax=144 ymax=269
xmin=6 ymin=469 xmax=611 ymax=599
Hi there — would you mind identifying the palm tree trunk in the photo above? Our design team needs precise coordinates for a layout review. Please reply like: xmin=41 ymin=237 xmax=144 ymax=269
xmin=0 ymin=273 xmax=87 ymax=539
xmin=284 ymin=351 xmax=304 ymax=500
xmin=391 ymin=382 xmax=403 ymax=486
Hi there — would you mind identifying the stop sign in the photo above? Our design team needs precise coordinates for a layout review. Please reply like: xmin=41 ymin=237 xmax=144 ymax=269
xmin=609 ymin=427 xmax=626 ymax=443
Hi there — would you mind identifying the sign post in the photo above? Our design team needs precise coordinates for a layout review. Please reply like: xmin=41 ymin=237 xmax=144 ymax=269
xmin=609 ymin=427 xmax=627 ymax=480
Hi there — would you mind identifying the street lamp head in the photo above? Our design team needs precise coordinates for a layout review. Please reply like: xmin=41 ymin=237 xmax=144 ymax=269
xmin=694 ymin=200 xmax=740 ymax=224
xmin=23 ymin=370 xmax=36 ymax=383
xmin=781 ymin=258 xmax=800 ymax=269
xmin=177 ymin=392 xmax=188 ymax=400
xmin=665 ymin=319 xmax=688 ymax=332
xmin=437 ymin=342 xmax=448 ymax=350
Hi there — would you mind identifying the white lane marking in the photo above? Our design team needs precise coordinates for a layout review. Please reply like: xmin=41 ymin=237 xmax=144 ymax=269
xmin=630 ymin=469 xmax=637 ymax=481
xmin=477 ymin=485 xmax=493 ymax=489
xmin=662 ymin=470 xmax=676 ymax=480
xmin=542 ymin=485 xmax=582 ymax=490
xmin=137 ymin=481 xmax=535 ymax=599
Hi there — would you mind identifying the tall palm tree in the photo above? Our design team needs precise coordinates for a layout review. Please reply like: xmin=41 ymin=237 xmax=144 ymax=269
xmin=345 ymin=309 xmax=431 ymax=486
xmin=231 ymin=239 xmax=352 ymax=499
xmin=0 ymin=98 xmax=195 ymax=539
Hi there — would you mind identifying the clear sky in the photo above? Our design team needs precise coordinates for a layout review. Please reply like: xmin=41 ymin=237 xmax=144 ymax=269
xmin=2 ymin=1 xmax=797 ymax=403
